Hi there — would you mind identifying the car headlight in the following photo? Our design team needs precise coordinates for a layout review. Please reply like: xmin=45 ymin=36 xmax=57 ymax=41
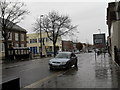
xmin=49 ymin=60 xmax=52 ymax=64
xmin=61 ymin=62 xmax=66 ymax=65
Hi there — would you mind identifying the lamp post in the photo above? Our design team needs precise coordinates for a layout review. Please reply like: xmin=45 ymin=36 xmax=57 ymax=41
xmin=40 ymin=15 xmax=43 ymax=58
xmin=98 ymin=29 xmax=101 ymax=34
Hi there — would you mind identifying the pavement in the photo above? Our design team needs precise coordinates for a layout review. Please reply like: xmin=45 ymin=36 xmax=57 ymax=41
xmin=1 ymin=56 xmax=53 ymax=70
xmin=22 ymin=52 xmax=120 ymax=88
xmin=0 ymin=55 xmax=50 ymax=64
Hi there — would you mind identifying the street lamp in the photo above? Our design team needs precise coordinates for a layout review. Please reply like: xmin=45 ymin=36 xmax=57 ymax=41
xmin=98 ymin=29 xmax=101 ymax=34
xmin=39 ymin=15 xmax=44 ymax=58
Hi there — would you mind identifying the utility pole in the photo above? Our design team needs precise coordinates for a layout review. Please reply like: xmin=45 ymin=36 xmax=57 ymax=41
xmin=39 ymin=15 xmax=44 ymax=58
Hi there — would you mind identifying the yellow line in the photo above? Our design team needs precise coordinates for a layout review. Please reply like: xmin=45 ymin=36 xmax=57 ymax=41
xmin=23 ymin=71 xmax=63 ymax=88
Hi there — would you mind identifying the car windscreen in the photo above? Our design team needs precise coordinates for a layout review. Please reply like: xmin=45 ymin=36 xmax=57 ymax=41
xmin=56 ymin=53 xmax=70 ymax=58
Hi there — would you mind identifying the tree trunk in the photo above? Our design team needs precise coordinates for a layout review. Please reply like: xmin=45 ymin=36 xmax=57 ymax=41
xmin=53 ymin=42 xmax=56 ymax=57
xmin=4 ymin=38 xmax=9 ymax=60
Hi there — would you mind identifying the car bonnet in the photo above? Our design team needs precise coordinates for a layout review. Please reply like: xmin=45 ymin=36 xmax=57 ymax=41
xmin=50 ymin=58 xmax=70 ymax=62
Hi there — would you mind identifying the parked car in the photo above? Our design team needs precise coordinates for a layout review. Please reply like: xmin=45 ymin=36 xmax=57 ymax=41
xmin=49 ymin=52 xmax=78 ymax=70
xmin=74 ymin=50 xmax=80 ymax=54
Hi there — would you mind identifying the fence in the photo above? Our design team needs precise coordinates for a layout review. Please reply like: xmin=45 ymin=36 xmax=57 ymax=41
xmin=8 ymin=47 xmax=30 ymax=60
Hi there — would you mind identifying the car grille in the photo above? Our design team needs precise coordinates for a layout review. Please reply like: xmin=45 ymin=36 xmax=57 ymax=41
xmin=52 ymin=62 xmax=61 ymax=64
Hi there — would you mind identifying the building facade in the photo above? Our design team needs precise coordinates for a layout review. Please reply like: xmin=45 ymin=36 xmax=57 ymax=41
xmin=0 ymin=24 xmax=27 ymax=59
xmin=27 ymin=33 xmax=62 ymax=55
xmin=62 ymin=41 xmax=74 ymax=52
xmin=107 ymin=1 xmax=120 ymax=61
xmin=62 ymin=40 xmax=83 ymax=52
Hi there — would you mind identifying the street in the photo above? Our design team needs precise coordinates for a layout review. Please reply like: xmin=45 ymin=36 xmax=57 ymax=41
xmin=2 ymin=57 xmax=61 ymax=88
xmin=1 ymin=52 xmax=120 ymax=89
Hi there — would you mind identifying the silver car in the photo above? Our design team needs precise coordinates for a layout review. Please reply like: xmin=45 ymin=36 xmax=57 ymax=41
xmin=49 ymin=52 xmax=78 ymax=70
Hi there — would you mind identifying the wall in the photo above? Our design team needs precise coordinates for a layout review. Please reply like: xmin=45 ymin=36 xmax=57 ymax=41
xmin=111 ymin=21 xmax=120 ymax=60
xmin=118 ymin=21 xmax=120 ymax=49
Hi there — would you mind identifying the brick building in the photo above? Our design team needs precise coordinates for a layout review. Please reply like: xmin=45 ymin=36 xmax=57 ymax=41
xmin=0 ymin=23 xmax=27 ymax=58
xmin=62 ymin=41 xmax=74 ymax=52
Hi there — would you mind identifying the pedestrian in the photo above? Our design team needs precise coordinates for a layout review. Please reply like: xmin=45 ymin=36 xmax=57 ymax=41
xmin=103 ymin=48 xmax=106 ymax=57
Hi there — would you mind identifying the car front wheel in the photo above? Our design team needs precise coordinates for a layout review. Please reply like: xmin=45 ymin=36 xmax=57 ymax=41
xmin=74 ymin=60 xmax=78 ymax=67
xmin=49 ymin=66 xmax=54 ymax=70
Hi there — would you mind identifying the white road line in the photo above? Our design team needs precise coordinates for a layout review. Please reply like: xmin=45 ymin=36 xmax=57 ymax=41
xmin=2 ymin=59 xmax=41 ymax=69
xmin=4 ymin=64 xmax=20 ymax=69
xmin=23 ymin=71 xmax=63 ymax=88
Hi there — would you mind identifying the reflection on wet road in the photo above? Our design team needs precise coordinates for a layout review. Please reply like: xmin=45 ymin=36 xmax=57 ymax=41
xmin=36 ymin=53 xmax=120 ymax=88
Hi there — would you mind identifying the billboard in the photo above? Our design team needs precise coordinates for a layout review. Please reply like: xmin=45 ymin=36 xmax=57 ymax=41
xmin=93 ymin=33 xmax=106 ymax=48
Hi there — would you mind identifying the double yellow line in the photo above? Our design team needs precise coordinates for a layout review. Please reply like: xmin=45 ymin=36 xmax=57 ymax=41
xmin=22 ymin=71 xmax=63 ymax=89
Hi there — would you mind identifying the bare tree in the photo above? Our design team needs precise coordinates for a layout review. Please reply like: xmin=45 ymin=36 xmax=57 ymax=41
xmin=34 ymin=11 xmax=77 ymax=57
xmin=0 ymin=0 xmax=29 ymax=59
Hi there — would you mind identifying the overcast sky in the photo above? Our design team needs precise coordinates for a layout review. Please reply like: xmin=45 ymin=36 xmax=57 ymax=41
xmin=16 ymin=0 xmax=116 ymax=44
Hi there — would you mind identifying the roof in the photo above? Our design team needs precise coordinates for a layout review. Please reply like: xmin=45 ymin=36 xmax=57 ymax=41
xmin=0 ymin=17 xmax=27 ymax=32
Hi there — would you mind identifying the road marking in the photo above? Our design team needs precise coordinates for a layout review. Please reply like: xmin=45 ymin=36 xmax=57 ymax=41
xmin=3 ymin=63 xmax=27 ymax=69
xmin=4 ymin=64 xmax=21 ymax=69
xmin=23 ymin=71 xmax=63 ymax=88
xmin=31 ymin=60 xmax=36 ymax=61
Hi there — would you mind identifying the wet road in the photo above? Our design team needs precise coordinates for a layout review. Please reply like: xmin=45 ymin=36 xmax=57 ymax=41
xmin=2 ymin=57 xmax=63 ymax=88
xmin=1 ymin=52 xmax=120 ymax=89
xmin=24 ymin=53 xmax=120 ymax=88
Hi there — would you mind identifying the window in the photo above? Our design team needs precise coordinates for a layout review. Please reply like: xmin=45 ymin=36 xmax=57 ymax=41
xmin=30 ymin=39 xmax=32 ymax=43
xmin=30 ymin=39 xmax=37 ymax=43
xmin=46 ymin=38 xmax=48 ymax=42
xmin=38 ymin=38 xmax=41 ymax=43
xmin=15 ymin=44 xmax=19 ymax=47
xmin=38 ymin=38 xmax=44 ymax=43
xmin=34 ymin=39 xmax=37 ymax=43
xmin=0 ymin=43 xmax=2 ymax=52
xmin=1 ymin=43 xmax=5 ymax=52
xmin=15 ymin=33 xmax=19 ymax=41
xmin=21 ymin=44 xmax=24 ymax=47
xmin=0 ymin=31 xmax=4 ymax=40
xmin=21 ymin=34 xmax=24 ymax=41
xmin=8 ymin=32 xmax=12 ymax=40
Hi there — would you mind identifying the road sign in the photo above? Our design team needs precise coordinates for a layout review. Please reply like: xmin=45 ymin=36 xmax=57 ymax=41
xmin=93 ymin=33 xmax=106 ymax=48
